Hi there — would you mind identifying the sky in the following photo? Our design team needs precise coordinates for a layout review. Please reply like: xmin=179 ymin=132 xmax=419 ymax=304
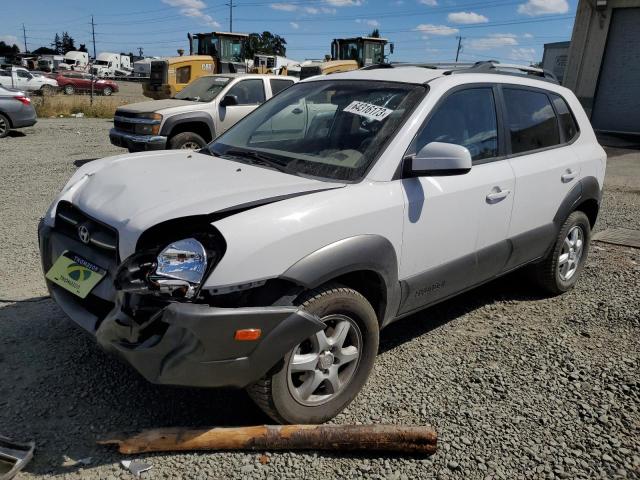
xmin=2 ymin=0 xmax=577 ymax=64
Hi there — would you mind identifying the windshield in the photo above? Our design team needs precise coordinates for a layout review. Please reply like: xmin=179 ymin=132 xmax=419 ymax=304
xmin=207 ymin=80 xmax=425 ymax=182
xmin=94 ymin=60 xmax=108 ymax=66
xmin=174 ymin=75 xmax=231 ymax=102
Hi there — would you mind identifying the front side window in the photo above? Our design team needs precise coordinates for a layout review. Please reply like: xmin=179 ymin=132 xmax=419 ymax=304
xmin=550 ymin=93 xmax=579 ymax=142
xmin=175 ymin=66 xmax=191 ymax=84
xmin=17 ymin=70 xmax=31 ymax=78
xmin=207 ymin=80 xmax=426 ymax=182
xmin=227 ymin=79 xmax=265 ymax=105
xmin=416 ymin=88 xmax=498 ymax=162
xmin=503 ymin=88 xmax=560 ymax=154
xmin=175 ymin=75 xmax=231 ymax=102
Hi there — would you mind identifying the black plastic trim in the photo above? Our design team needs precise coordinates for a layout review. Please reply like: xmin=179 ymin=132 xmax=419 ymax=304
xmin=160 ymin=112 xmax=215 ymax=139
xmin=281 ymin=235 xmax=401 ymax=326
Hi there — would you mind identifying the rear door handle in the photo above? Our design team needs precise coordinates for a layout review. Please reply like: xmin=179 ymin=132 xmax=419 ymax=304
xmin=486 ymin=187 xmax=511 ymax=204
xmin=561 ymin=169 xmax=577 ymax=183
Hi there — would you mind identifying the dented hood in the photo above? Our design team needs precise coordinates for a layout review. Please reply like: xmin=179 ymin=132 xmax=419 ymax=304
xmin=58 ymin=150 xmax=343 ymax=258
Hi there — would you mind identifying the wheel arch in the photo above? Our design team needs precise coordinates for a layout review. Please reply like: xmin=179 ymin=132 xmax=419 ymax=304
xmin=281 ymin=235 xmax=401 ymax=327
xmin=553 ymin=176 xmax=602 ymax=230
xmin=0 ymin=109 xmax=13 ymax=128
xmin=160 ymin=112 xmax=215 ymax=143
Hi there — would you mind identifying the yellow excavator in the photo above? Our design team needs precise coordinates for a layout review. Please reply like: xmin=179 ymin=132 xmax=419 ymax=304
xmin=299 ymin=36 xmax=391 ymax=80
xmin=143 ymin=31 xmax=249 ymax=99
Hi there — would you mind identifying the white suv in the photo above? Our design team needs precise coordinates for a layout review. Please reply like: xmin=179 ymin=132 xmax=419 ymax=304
xmin=39 ymin=62 xmax=606 ymax=424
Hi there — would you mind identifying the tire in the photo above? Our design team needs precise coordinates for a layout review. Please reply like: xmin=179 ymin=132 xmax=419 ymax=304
xmin=102 ymin=87 xmax=113 ymax=96
xmin=63 ymin=85 xmax=75 ymax=95
xmin=40 ymin=85 xmax=55 ymax=96
xmin=247 ymin=284 xmax=379 ymax=424
xmin=0 ymin=113 xmax=9 ymax=138
xmin=168 ymin=131 xmax=207 ymax=150
xmin=532 ymin=211 xmax=591 ymax=295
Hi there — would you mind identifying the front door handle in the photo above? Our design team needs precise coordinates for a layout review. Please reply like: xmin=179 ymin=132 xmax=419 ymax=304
xmin=561 ymin=169 xmax=577 ymax=183
xmin=486 ymin=187 xmax=511 ymax=204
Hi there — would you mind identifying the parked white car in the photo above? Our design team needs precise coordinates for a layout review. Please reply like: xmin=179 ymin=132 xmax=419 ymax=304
xmin=39 ymin=62 xmax=606 ymax=424
xmin=0 ymin=67 xmax=58 ymax=94
xmin=110 ymin=73 xmax=297 ymax=151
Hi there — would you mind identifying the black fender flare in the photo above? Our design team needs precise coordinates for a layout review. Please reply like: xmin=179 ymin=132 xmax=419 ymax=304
xmin=281 ymin=235 xmax=401 ymax=326
xmin=159 ymin=112 xmax=215 ymax=140
xmin=553 ymin=175 xmax=602 ymax=229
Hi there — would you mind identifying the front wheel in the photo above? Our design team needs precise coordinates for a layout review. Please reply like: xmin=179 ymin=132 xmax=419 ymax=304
xmin=247 ymin=284 xmax=379 ymax=424
xmin=531 ymin=210 xmax=591 ymax=295
xmin=63 ymin=85 xmax=75 ymax=95
xmin=168 ymin=131 xmax=206 ymax=150
xmin=102 ymin=86 xmax=113 ymax=96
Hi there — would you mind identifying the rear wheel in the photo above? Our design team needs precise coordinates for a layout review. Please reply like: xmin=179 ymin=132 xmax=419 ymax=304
xmin=531 ymin=211 xmax=591 ymax=295
xmin=0 ymin=113 xmax=9 ymax=138
xmin=63 ymin=85 xmax=75 ymax=95
xmin=168 ymin=131 xmax=207 ymax=150
xmin=247 ymin=284 xmax=379 ymax=424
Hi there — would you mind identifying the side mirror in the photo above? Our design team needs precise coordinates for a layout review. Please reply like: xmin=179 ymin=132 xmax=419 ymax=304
xmin=221 ymin=94 xmax=239 ymax=107
xmin=403 ymin=142 xmax=472 ymax=177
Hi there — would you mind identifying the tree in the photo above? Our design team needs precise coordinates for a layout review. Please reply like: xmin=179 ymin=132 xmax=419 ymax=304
xmin=78 ymin=44 xmax=88 ymax=53
xmin=243 ymin=31 xmax=287 ymax=58
xmin=51 ymin=33 xmax=62 ymax=54
xmin=0 ymin=41 xmax=20 ymax=56
xmin=370 ymin=28 xmax=380 ymax=38
xmin=61 ymin=32 xmax=75 ymax=53
xmin=33 ymin=46 xmax=56 ymax=55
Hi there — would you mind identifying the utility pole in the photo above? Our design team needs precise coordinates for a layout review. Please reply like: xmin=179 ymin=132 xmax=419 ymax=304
xmin=225 ymin=0 xmax=236 ymax=32
xmin=138 ymin=47 xmax=143 ymax=57
xmin=91 ymin=15 xmax=97 ymax=60
xmin=455 ymin=36 xmax=463 ymax=62
xmin=22 ymin=23 xmax=28 ymax=53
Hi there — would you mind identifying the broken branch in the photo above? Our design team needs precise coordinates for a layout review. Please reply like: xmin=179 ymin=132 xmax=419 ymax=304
xmin=99 ymin=424 xmax=437 ymax=456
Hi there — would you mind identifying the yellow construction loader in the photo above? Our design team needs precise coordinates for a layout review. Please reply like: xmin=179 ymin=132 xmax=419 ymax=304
xmin=143 ymin=31 xmax=249 ymax=100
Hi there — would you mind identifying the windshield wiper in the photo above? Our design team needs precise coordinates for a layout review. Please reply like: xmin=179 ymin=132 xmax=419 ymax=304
xmin=224 ymin=149 xmax=287 ymax=173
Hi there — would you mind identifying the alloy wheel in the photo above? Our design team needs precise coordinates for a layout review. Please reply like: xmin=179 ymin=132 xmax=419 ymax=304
xmin=287 ymin=314 xmax=362 ymax=406
xmin=180 ymin=141 xmax=201 ymax=150
xmin=558 ymin=225 xmax=584 ymax=281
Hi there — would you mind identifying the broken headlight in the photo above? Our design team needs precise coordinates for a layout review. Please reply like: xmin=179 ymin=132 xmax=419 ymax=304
xmin=155 ymin=238 xmax=207 ymax=284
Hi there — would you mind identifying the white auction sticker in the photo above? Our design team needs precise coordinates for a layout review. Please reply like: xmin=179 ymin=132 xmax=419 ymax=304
xmin=343 ymin=101 xmax=393 ymax=122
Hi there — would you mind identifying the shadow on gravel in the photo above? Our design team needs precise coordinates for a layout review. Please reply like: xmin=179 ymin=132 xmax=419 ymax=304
xmin=7 ymin=130 xmax=26 ymax=138
xmin=379 ymin=270 xmax=546 ymax=354
xmin=0 ymin=272 xmax=544 ymax=475
xmin=73 ymin=158 xmax=100 ymax=168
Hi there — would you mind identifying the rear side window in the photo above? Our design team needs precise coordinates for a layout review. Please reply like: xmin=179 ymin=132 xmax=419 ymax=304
xmin=416 ymin=87 xmax=498 ymax=162
xmin=550 ymin=94 xmax=579 ymax=142
xmin=270 ymin=78 xmax=294 ymax=96
xmin=503 ymin=88 xmax=559 ymax=154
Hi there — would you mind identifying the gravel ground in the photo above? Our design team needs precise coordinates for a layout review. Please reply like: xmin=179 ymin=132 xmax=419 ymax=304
xmin=0 ymin=119 xmax=638 ymax=479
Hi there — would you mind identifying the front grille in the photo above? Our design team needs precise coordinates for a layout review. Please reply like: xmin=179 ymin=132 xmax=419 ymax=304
xmin=55 ymin=201 xmax=119 ymax=261
xmin=114 ymin=115 xmax=136 ymax=133
xmin=150 ymin=60 xmax=168 ymax=86
xmin=300 ymin=66 xmax=322 ymax=79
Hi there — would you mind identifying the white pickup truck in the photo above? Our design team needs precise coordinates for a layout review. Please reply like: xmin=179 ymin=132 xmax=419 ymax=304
xmin=0 ymin=67 xmax=58 ymax=94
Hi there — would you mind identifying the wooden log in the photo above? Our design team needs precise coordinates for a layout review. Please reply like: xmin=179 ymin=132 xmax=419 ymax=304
xmin=98 ymin=424 xmax=437 ymax=456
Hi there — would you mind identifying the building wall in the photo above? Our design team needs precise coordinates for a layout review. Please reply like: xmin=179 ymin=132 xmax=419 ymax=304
xmin=564 ymin=0 xmax=640 ymax=117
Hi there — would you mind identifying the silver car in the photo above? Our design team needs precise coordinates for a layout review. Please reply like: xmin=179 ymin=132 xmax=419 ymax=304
xmin=0 ymin=86 xmax=37 ymax=138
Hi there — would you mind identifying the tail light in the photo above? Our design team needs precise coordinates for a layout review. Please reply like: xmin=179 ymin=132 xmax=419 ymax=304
xmin=14 ymin=96 xmax=31 ymax=106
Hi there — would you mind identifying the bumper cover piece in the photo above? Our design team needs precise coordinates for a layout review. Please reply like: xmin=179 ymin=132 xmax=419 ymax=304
xmin=109 ymin=128 xmax=166 ymax=151
xmin=96 ymin=302 xmax=324 ymax=388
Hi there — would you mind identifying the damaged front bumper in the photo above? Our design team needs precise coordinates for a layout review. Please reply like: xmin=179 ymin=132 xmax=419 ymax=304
xmin=39 ymin=221 xmax=323 ymax=389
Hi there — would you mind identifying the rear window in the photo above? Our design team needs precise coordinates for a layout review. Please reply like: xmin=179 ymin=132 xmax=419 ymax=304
xmin=550 ymin=94 xmax=579 ymax=142
xmin=503 ymin=88 xmax=560 ymax=154
xmin=270 ymin=78 xmax=294 ymax=96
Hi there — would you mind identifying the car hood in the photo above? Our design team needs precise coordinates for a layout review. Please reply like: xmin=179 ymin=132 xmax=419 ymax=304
xmin=117 ymin=99 xmax=194 ymax=114
xmin=59 ymin=150 xmax=344 ymax=259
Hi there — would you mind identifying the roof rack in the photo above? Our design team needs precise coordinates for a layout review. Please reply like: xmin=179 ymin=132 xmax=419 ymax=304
xmin=444 ymin=60 xmax=559 ymax=83
xmin=360 ymin=60 xmax=559 ymax=83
